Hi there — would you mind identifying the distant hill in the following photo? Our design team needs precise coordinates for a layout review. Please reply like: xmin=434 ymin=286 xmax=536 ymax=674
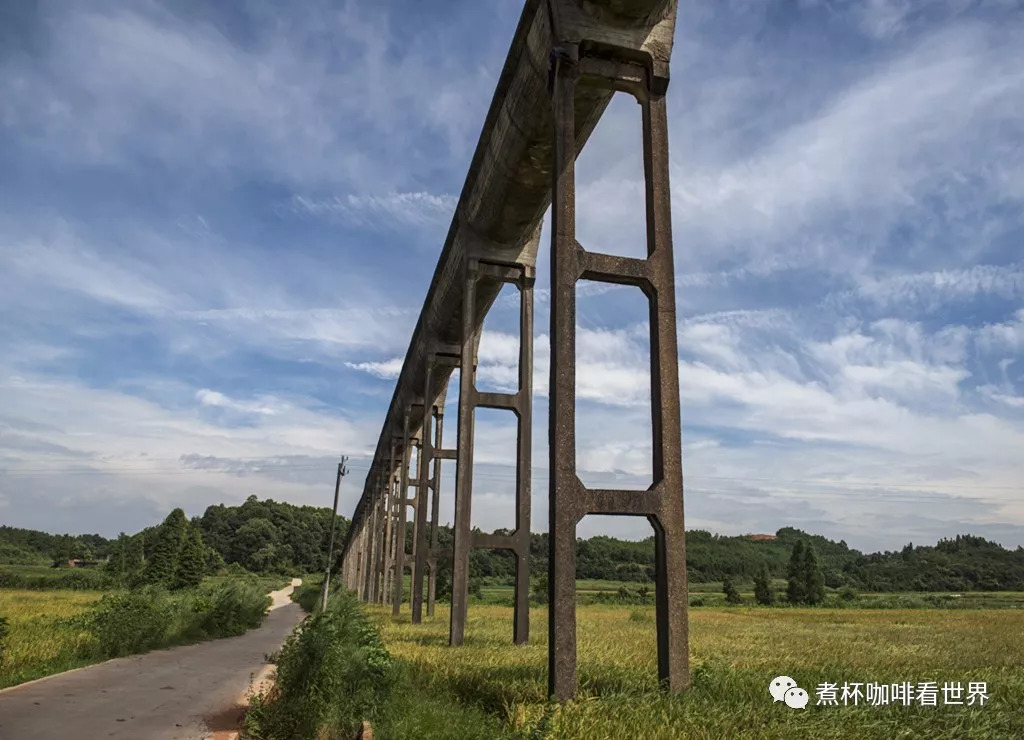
xmin=4 ymin=502 xmax=1024 ymax=591
xmin=0 ymin=526 xmax=112 ymax=566
xmin=195 ymin=494 xmax=349 ymax=574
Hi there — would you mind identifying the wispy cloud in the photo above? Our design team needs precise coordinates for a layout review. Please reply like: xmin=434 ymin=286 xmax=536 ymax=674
xmin=287 ymin=192 xmax=457 ymax=231
xmin=2 ymin=0 xmax=1022 ymax=550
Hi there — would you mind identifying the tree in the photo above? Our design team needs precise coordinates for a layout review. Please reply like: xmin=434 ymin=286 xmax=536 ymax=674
xmin=786 ymin=540 xmax=807 ymax=605
xmin=753 ymin=564 xmax=774 ymax=605
xmin=124 ymin=535 xmax=145 ymax=585
xmin=174 ymin=526 xmax=207 ymax=589
xmin=232 ymin=518 xmax=278 ymax=571
xmin=105 ymin=533 xmax=128 ymax=577
xmin=206 ymin=547 xmax=226 ymax=575
xmin=802 ymin=543 xmax=826 ymax=605
xmin=531 ymin=572 xmax=548 ymax=604
xmin=142 ymin=509 xmax=188 ymax=587
xmin=722 ymin=577 xmax=742 ymax=605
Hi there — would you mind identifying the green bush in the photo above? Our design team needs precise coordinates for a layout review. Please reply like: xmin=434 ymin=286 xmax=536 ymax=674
xmin=290 ymin=578 xmax=324 ymax=613
xmin=0 ymin=569 xmax=114 ymax=591
xmin=91 ymin=586 xmax=175 ymax=657
xmin=89 ymin=581 xmax=270 ymax=658
xmin=839 ymin=585 xmax=859 ymax=602
xmin=245 ymin=591 xmax=395 ymax=739
xmin=0 ymin=615 xmax=9 ymax=666
xmin=198 ymin=580 xmax=271 ymax=637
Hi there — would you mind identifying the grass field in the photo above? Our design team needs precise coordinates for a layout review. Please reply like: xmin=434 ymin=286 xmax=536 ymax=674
xmin=475 ymin=578 xmax=1024 ymax=609
xmin=0 ymin=572 xmax=281 ymax=689
xmin=367 ymin=603 xmax=1024 ymax=738
xmin=0 ymin=589 xmax=103 ymax=688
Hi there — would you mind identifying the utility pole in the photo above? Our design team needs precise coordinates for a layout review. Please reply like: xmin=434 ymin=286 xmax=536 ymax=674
xmin=320 ymin=456 xmax=349 ymax=612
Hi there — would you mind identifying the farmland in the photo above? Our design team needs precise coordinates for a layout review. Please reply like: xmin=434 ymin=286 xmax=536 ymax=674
xmin=0 ymin=566 xmax=278 ymax=690
xmin=365 ymin=601 xmax=1024 ymax=738
xmin=0 ymin=589 xmax=104 ymax=689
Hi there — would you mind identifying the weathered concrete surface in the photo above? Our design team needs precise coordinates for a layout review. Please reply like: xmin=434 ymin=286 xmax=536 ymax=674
xmin=338 ymin=0 xmax=686 ymax=700
xmin=340 ymin=0 xmax=678 ymax=541
xmin=0 ymin=580 xmax=303 ymax=740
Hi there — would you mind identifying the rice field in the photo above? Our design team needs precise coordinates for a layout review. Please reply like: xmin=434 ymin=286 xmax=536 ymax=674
xmin=368 ymin=603 xmax=1024 ymax=738
xmin=0 ymin=589 xmax=104 ymax=689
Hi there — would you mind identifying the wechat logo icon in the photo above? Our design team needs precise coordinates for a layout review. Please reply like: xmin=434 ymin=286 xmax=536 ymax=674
xmin=770 ymin=675 xmax=809 ymax=709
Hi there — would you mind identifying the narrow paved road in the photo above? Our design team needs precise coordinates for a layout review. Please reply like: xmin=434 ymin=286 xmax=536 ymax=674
xmin=0 ymin=578 xmax=304 ymax=740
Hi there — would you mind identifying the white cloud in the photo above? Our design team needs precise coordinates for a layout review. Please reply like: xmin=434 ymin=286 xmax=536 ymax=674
xmin=196 ymin=389 xmax=279 ymax=416
xmin=345 ymin=358 xmax=404 ymax=380
xmin=288 ymin=192 xmax=457 ymax=230
xmin=853 ymin=264 xmax=1024 ymax=311
xmin=668 ymin=20 xmax=1024 ymax=275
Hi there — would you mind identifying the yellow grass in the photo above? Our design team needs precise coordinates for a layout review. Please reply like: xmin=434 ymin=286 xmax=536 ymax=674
xmin=369 ymin=603 xmax=1024 ymax=738
xmin=0 ymin=589 xmax=104 ymax=688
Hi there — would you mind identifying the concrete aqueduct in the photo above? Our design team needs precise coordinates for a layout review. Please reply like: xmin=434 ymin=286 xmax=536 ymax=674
xmin=338 ymin=0 xmax=688 ymax=700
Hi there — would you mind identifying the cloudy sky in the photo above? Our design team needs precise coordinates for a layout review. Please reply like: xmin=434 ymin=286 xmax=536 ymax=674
xmin=1 ymin=0 xmax=1022 ymax=552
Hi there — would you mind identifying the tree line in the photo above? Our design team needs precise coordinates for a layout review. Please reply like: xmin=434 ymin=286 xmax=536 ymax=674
xmin=449 ymin=526 xmax=1024 ymax=593
xmin=4 ymin=505 xmax=1024 ymax=592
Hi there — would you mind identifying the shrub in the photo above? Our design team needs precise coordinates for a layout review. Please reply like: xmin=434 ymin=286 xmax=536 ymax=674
xmin=291 ymin=579 xmax=324 ymax=613
xmin=723 ymin=578 xmax=743 ymax=605
xmin=197 ymin=581 xmax=270 ymax=637
xmin=89 ymin=581 xmax=270 ymax=659
xmin=0 ymin=615 xmax=8 ymax=666
xmin=753 ymin=565 xmax=774 ymax=605
xmin=245 ymin=591 xmax=395 ymax=739
xmin=91 ymin=586 xmax=174 ymax=657
xmin=0 ymin=569 xmax=113 ymax=591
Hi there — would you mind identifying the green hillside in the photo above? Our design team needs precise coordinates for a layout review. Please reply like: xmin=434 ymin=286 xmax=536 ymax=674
xmin=4 ymin=500 xmax=1024 ymax=591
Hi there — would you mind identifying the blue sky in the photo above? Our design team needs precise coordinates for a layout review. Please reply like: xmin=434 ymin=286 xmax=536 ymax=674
xmin=1 ymin=0 xmax=1022 ymax=552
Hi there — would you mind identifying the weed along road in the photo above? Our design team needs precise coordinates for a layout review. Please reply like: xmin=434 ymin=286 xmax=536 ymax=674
xmin=0 ymin=579 xmax=303 ymax=740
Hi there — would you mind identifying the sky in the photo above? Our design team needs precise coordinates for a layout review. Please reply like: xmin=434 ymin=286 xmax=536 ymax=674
xmin=1 ymin=0 xmax=1022 ymax=553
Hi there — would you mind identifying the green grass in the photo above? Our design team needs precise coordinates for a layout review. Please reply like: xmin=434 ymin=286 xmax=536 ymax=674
xmin=0 ymin=564 xmax=114 ymax=591
xmin=365 ymin=602 xmax=1024 ymax=738
xmin=0 ymin=589 xmax=104 ymax=688
xmin=0 ymin=565 xmax=70 ymax=577
xmin=475 ymin=577 xmax=1024 ymax=608
xmin=0 ymin=577 xmax=274 ymax=689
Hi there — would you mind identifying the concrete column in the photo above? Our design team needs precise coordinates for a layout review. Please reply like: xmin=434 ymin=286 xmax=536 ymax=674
xmin=367 ymin=493 xmax=382 ymax=602
xmin=449 ymin=259 xmax=478 ymax=646
xmin=427 ymin=409 xmax=444 ymax=617
xmin=412 ymin=368 xmax=434 ymax=622
xmin=381 ymin=455 xmax=396 ymax=604
xmin=549 ymin=51 xmax=579 ymax=700
xmin=547 ymin=44 xmax=689 ymax=700
xmin=513 ymin=268 xmax=534 ymax=645
xmin=393 ymin=413 xmax=412 ymax=615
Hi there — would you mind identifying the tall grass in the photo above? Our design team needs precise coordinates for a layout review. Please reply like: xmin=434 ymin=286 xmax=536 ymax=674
xmin=244 ymin=591 xmax=396 ymax=739
xmin=0 ymin=589 xmax=104 ymax=688
xmin=0 ymin=567 xmax=114 ymax=591
xmin=289 ymin=577 xmax=324 ymax=613
xmin=245 ymin=591 xmax=510 ymax=740
xmin=366 ymin=603 xmax=1024 ymax=738
xmin=0 ymin=580 xmax=271 ymax=688
xmin=91 ymin=581 xmax=270 ymax=657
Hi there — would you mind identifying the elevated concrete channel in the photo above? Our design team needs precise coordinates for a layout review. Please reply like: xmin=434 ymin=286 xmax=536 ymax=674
xmin=340 ymin=0 xmax=688 ymax=700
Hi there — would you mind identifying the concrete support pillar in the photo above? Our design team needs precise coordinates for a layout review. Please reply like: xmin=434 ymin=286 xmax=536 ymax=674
xmin=426 ymin=409 xmax=444 ymax=617
xmin=366 ymin=492 xmax=382 ymax=602
xmin=411 ymin=384 xmax=435 ymax=622
xmin=449 ymin=258 xmax=535 ymax=646
xmin=547 ymin=43 xmax=689 ymax=700
xmin=381 ymin=454 xmax=396 ymax=604
xmin=393 ymin=413 xmax=412 ymax=615
xmin=449 ymin=259 xmax=478 ymax=646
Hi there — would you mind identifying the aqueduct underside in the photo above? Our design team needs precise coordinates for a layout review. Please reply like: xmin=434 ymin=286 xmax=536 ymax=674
xmin=338 ymin=0 xmax=689 ymax=700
